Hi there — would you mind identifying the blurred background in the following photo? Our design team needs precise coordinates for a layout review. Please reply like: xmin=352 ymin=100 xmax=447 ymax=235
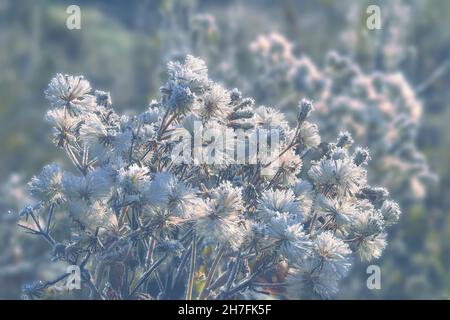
xmin=0 ymin=0 xmax=449 ymax=299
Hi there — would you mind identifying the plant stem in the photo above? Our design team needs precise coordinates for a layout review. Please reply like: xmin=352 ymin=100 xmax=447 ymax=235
xmin=219 ymin=248 xmax=241 ymax=299
xmin=171 ymin=242 xmax=192 ymax=291
xmin=46 ymin=203 xmax=55 ymax=233
xmin=145 ymin=237 xmax=157 ymax=269
xmin=29 ymin=211 xmax=55 ymax=246
xmin=185 ymin=233 xmax=197 ymax=300
xmin=224 ymin=271 xmax=261 ymax=298
xmin=130 ymin=253 xmax=168 ymax=297
xmin=198 ymin=246 xmax=225 ymax=300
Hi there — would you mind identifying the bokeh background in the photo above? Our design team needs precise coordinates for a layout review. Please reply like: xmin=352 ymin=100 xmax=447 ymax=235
xmin=1 ymin=0 xmax=449 ymax=299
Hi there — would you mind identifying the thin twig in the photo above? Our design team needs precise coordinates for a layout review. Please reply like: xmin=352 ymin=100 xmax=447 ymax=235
xmin=185 ymin=233 xmax=197 ymax=300
xmin=46 ymin=203 xmax=55 ymax=233
xmin=171 ymin=243 xmax=192 ymax=290
xmin=416 ymin=59 xmax=450 ymax=94
xmin=130 ymin=253 xmax=168 ymax=297
xmin=199 ymin=246 xmax=225 ymax=300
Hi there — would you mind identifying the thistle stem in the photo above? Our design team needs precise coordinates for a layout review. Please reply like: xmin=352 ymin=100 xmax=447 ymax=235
xmin=199 ymin=246 xmax=225 ymax=300
xmin=130 ymin=253 xmax=168 ymax=297
xmin=171 ymin=242 xmax=192 ymax=291
xmin=185 ymin=233 xmax=197 ymax=300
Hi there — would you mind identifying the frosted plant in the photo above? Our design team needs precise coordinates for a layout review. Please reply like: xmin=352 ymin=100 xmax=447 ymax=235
xmin=247 ymin=33 xmax=434 ymax=201
xmin=0 ymin=175 xmax=66 ymax=299
xmin=247 ymin=33 xmax=324 ymax=109
xmin=158 ymin=5 xmax=430 ymax=200
xmin=45 ymin=74 xmax=96 ymax=113
xmin=17 ymin=56 xmax=400 ymax=300
xmin=314 ymin=51 xmax=434 ymax=199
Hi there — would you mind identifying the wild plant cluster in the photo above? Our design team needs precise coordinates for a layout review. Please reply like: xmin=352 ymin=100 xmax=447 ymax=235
xmin=0 ymin=175 xmax=45 ymax=298
xmin=163 ymin=16 xmax=433 ymax=201
xmin=18 ymin=56 xmax=401 ymax=300
xmin=158 ymin=5 xmax=434 ymax=202
xmin=248 ymin=33 xmax=434 ymax=200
